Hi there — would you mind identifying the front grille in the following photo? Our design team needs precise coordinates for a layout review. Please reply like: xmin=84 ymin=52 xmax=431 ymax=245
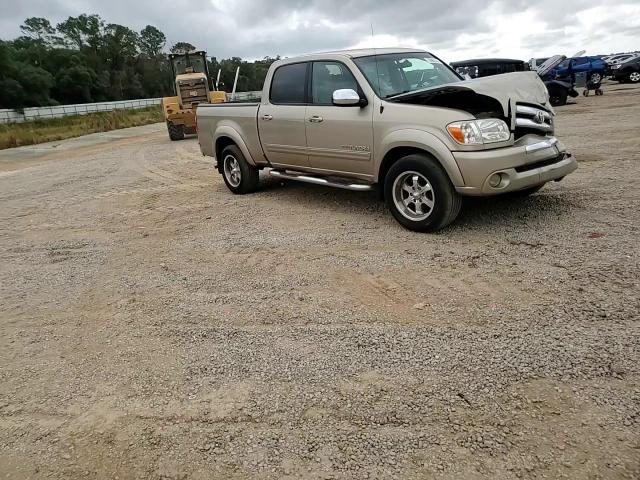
xmin=178 ymin=81 xmax=208 ymax=106
xmin=515 ymin=104 xmax=554 ymax=139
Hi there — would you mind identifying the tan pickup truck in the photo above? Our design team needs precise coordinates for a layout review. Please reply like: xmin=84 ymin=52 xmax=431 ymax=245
xmin=197 ymin=48 xmax=577 ymax=232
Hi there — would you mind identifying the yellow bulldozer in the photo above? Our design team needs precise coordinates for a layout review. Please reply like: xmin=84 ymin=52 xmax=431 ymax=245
xmin=161 ymin=50 xmax=226 ymax=141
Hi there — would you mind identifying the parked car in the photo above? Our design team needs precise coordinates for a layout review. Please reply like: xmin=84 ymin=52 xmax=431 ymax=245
xmin=552 ymin=56 xmax=607 ymax=84
xmin=197 ymin=48 xmax=577 ymax=232
xmin=527 ymin=56 xmax=579 ymax=106
xmin=611 ymin=56 xmax=640 ymax=83
xmin=450 ymin=58 xmax=528 ymax=79
xmin=605 ymin=53 xmax=639 ymax=65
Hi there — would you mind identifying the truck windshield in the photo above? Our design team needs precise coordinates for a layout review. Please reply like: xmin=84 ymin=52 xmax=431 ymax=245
xmin=354 ymin=53 xmax=461 ymax=99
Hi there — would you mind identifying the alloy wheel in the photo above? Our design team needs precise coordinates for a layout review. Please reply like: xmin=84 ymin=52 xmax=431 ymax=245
xmin=223 ymin=155 xmax=242 ymax=187
xmin=392 ymin=171 xmax=435 ymax=221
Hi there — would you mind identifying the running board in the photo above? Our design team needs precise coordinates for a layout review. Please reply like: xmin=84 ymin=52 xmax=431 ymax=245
xmin=269 ymin=170 xmax=373 ymax=191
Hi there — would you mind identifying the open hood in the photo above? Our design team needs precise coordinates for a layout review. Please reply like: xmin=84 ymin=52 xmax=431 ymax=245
xmin=387 ymin=71 xmax=551 ymax=116
xmin=536 ymin=55 xmax=566 ymax=77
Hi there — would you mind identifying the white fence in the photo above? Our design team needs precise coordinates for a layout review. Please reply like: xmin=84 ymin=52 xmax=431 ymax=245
xmin=0 ymin=92 xmax=264 ymax=125
xmin=0 ymin=98 xmax=162 ymax=124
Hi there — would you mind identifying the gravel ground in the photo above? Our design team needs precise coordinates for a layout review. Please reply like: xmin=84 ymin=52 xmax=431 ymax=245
xmin=1 ymin=82 xmax=639 ymax=480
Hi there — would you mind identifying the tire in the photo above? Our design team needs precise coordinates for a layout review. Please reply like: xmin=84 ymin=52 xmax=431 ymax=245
xmin=628 ymin=71 xmax=640 ymax=83
xmin=589 ymin=72 xmax=602 ymax=84
xmin=220 ymin=145 xmax=259 ymax=194
xmin=549 ymin=89 xmax=568 ymax=107
xmin=167 ymin=122 xmax=184 ymax=141
xmin=384 ymin=153 xmax=462 ymax=232
xmin=503 ymin=183 xmax=545 ymax=198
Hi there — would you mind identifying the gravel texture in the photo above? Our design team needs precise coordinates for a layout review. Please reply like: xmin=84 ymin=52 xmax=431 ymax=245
xmin=1 ymin=82 xmax=639 ymax=479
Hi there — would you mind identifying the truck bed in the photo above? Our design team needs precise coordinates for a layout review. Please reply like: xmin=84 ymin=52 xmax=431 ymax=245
xmin=197 ymin=103 xmax=261 ymax=163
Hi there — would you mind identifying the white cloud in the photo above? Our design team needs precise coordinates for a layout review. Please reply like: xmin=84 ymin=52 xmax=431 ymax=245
xmin=1 ymin=0 xmax=638 ymax=60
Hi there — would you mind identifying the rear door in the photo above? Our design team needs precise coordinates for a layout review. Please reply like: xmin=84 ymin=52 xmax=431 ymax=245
xmin=305 ymin=61 xmax=374 ymax=177
xmin=258 ymin=62 xmax=310 ymax=169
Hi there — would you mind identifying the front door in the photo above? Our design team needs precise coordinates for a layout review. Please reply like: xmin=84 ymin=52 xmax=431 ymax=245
xmin=305 ymin=61 xmax=374 ymax=178
xmin=259 ymin=62 xmax=310 ymax=169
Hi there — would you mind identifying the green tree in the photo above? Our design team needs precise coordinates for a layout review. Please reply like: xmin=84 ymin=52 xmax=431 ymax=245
xmin=170 ymin=42 xmax=196 ymax=53
xmin=0 ymin=40 xmax=54 ymax=108
xmin=103 ymin=24 xmax=139 ymax=69
xmin=54 ymin=64 xmax=96 ymax=104
xmin=57 ymin=14 xmax=104 ymax=51
xmin=139 ymin=25 xmax=166 ymax=57
xmin=20 ymin=17 xmax=57 ymax=45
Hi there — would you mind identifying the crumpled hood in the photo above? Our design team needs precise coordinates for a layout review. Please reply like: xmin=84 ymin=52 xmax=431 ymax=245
xmin=388 ymin=71 xmax=552 ymax=115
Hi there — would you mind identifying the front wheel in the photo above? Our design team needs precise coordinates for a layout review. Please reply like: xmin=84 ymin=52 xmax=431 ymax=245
xmin=629 ymin=71 xmax=640 ymax=83
xmin=220 ymin=145 xmax=259 ymax=194
xmin=384 ymin=154 xmax=461 ymax=232
xmin=167 ymin=122 xmax=184 ymax=141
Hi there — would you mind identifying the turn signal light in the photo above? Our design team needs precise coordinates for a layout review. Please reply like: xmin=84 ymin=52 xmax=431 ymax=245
xmin=447 ymin=125 xmax=466 ymax=144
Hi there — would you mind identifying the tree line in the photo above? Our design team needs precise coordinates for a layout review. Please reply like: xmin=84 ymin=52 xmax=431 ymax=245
xmin=0 ymin=15 xmax=278 ymax=109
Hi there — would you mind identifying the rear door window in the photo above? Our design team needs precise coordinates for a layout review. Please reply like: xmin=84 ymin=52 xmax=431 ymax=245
xmin=270 ymin=62 xmax=308 ymax=104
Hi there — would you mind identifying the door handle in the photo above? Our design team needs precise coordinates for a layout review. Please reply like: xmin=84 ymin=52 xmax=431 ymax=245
xmin=261 ymin=114 xmax=273 ymax=121
xmin=308 ymin=116 xmax=324 ymax=123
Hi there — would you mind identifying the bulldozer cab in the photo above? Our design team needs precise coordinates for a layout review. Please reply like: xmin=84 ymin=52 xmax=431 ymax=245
xmin=169 ymin=51 xmax=209 ymax=78
xmin=169 ymin=51 xmax=212 ymax=109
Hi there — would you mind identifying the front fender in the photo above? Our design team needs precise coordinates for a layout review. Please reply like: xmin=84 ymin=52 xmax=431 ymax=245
xmin=378 ymin=129 xmax=465 ymax=186
xmin=214 ymin=124 xmax=258 ymax=166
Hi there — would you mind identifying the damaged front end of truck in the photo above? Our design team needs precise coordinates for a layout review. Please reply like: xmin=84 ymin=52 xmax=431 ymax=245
xmin=386 ymin=71 xmax=555 ymax=141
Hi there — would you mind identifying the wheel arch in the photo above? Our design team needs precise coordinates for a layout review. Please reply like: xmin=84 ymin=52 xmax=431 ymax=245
xmin=214 ymin=126 xmax=258 ymax=168
xmin=377 ymin=130 xmax=465 ymax=192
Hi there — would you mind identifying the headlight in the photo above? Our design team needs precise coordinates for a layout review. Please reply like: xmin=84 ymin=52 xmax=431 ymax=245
xmin=447 ymin=119 xmax=510 ymax=145
xmin=612 ymin=64 xmax=621 ymax=69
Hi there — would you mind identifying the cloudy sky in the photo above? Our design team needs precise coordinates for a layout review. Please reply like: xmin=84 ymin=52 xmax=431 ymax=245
xmin=1 ymin=0 xmax=639 ymax=61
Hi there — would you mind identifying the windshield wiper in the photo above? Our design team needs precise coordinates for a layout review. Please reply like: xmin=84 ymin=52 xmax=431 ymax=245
xmin=385 ymin=90 xmax=410 ymax=99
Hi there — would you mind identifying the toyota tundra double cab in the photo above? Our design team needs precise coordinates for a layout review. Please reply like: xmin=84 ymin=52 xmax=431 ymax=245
xmin=197 ymin=48 xmax=577 ymax=232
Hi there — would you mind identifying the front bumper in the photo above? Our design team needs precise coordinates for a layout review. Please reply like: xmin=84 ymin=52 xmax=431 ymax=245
xmin=453 ymin=136 xmax=578 ymax=195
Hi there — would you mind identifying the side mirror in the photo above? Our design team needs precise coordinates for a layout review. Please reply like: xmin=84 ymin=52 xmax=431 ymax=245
xmin=332 ymin=89 xmax=364 ymax=106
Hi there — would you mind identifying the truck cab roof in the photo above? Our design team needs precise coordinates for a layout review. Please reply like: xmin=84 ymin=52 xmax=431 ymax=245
xmin=283 ymin=48 xmax=428 ymax=61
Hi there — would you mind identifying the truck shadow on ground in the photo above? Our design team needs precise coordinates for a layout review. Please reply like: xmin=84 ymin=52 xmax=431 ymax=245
xmin=256 ymin=175 xmax=576 ymax=233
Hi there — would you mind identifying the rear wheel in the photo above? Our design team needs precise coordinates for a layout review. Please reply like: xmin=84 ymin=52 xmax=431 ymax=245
xmin=629 ymin=71 xmax=640 ymax=83
xmin=220 ymin=145 xmax=259 ymax=194
xmin=589 ymin=72 xmax=602 ymax=84
xmin=167 ymin=122 xmax=184 ymax=141
xmin=384 ymin=153 xmax=461 ymax=232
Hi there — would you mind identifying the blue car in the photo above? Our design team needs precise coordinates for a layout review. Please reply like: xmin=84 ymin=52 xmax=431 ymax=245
xmin=551 ymin=56 xmax=607 ymax=84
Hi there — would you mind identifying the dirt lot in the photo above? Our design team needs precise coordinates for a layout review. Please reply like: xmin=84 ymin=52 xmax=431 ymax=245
xmin=1 ymin=82 xmax=639 ymax=480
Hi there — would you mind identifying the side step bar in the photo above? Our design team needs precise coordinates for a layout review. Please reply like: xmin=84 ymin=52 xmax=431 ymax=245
xmin=269 ymin=169 xmax=373 ymax=191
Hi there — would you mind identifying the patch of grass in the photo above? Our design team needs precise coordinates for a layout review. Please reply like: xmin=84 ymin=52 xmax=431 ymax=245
xmin=0 ymin=107 xmax=164 ymax=150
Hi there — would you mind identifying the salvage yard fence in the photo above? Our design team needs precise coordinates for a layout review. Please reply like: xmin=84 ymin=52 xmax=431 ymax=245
xmin=0 ymin=98 xmax=163 ymax=124
xmin=0 ymin=91 xmax=263 ymax=125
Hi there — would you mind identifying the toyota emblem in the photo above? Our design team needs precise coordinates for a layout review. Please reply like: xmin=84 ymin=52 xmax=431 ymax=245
xmin=533 ymin=111 xmax=546 ymax=124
